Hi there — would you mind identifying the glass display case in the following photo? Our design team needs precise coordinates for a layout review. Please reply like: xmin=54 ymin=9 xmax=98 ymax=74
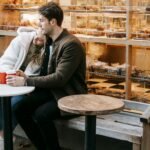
xmin=0 ymin=0 xmax=150 ymax=103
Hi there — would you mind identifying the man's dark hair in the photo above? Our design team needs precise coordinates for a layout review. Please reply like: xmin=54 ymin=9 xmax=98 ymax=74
xmin=38 ymin=2 xmax=64 ymax=26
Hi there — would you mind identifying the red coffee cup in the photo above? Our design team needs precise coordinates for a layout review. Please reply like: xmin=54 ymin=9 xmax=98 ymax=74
xmin=0 ymin=72 xmax=6 ymax=84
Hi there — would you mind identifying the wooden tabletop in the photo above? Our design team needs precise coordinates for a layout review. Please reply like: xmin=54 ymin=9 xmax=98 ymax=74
xmin=58 ymin=94 xmax=124 ymax=115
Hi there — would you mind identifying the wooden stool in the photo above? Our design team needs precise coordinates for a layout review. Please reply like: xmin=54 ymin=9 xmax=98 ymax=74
xmin=58 ymin=94 xmax=124 ymax=150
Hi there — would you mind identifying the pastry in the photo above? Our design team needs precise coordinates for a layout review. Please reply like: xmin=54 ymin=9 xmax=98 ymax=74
xmin=76 ymin=16 xmax=87 ymax=28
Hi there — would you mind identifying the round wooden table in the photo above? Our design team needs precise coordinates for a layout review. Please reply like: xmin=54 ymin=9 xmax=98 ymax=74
xmin=58 ymin=94 xmax=124 ymax=150
xmin=0 ymin=84 xmax=35 ymax=150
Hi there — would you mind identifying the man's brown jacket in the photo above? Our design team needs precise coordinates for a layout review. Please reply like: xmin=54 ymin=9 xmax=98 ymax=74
xmin=26 ymin=29 xmax=87 ymax=101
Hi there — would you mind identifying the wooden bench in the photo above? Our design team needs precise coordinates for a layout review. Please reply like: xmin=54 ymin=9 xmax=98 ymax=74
xmin=14 ymin=99 xmax=150 ymax=150
xmin=55 ymin=100 xmax=150 ymax=150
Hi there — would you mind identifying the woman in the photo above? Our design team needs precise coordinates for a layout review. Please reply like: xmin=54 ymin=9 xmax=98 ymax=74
xmin=0 ymin=26 xmax=46 ymax=149
xmin=0 ymin=26 xmax=46 ymax=75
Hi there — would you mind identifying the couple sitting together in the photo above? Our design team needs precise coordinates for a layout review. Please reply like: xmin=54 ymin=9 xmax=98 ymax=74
xmin=0 ymin=2 xmax=87 ymax=150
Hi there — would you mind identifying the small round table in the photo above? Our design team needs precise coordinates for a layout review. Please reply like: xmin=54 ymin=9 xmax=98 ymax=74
xmin=0 ymin=84 xmax=35 ymax=150
xmin=58 ymin=94 xmax=124 ymax=150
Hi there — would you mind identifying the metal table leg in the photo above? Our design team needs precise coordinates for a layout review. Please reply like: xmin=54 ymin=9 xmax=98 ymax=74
xmin=2 ymin=97 xmax=13 ymax=150
xmin=85 ymin=115 xmax=96 ymax=150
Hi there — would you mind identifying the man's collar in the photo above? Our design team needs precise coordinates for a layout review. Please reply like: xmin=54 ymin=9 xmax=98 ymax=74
xmin=53 ymin=29 xmax=69 ymax=45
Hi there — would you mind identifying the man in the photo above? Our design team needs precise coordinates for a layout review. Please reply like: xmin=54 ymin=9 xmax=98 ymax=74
xmin=6 ymin=2 xmax=87 ymax=150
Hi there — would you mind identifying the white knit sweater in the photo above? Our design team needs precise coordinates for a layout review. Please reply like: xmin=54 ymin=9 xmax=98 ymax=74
xmin=0 ymin=27 xmax=44 ymax=76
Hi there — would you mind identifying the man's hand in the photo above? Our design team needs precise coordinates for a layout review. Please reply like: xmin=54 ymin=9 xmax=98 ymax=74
xmin=16 ymin=70 xmax=27 ymax=78
xmin=6 ymin=75 xmax=26 ymax=86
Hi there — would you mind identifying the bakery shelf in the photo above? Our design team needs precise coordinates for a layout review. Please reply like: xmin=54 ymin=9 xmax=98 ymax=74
xmin=0 ymin=3 xmax=44 ymax=10
xmin=75 ymin=34 xmax=127 ymax=44
xmin=88 ymin=69 xmax=150 ymax=83
xmin=128 ymin=40 xmax=150 ymax=47
xmin=0 ymin=0 xmax=150 ymax=103
xmin=0 ymin=30 xmax=149 ymax=47
xmin=131 ymin=9 xmax=150 ymax=14
xmin=3 ymin=7 xmax=39 ymax=11
xmin=88 ymin=71 xmax=126 ymax=79
xmin=0 ymin=30 xmax=17 ymax=36
xmin=63 ymin=9 xmax=126 ymax=13
xmin=130 ymin=76 xmax=150 ymax=83
xmin=2 ymin=7 xmax=127 ymax=14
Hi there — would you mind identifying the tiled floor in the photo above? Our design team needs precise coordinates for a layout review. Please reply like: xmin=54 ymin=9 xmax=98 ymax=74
xmin=13 ymin=136 xmax=70 ymax=150
xmin=13 ymin=135 xmax=131 ymax=150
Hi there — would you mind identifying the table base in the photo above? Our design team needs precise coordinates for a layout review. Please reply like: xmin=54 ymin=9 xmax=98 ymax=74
xmin=85 ymin=115 xmax=96 ymax=150
xmin=2 ymin=97 xmax=13 ymax=150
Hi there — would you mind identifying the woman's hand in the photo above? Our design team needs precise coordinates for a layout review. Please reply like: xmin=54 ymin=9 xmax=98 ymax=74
xmin=6 ymin=75 xmax=26 ymax=87
xmin=6 ymin=70 xmax=28 ymax=86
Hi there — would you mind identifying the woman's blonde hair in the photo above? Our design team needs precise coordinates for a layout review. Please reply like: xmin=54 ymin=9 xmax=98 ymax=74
xmin=31 ymin=28 xmax=46 ymax=65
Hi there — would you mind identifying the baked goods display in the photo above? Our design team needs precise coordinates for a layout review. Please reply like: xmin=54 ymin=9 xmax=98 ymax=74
xmin=76 ymin=15 xmax=87 ymax=28
xmin=86 ymin=43 xmax=126 ymax=77
xmin=87 ymin=42 xmax=106 ymax=59
xmin=131 ymin=0 xmax=150 ymax=40
xmin=0 ymin=0 xmax=150 ymax=102
xmin=0 ymin=8 xmax=20 ymax=30
xmin=88 ymin=60 xmax=127 ymax=76
xmin=0 ymin=0 xmax=44 ymax=30
xmin=2 ymin=0 xmax=21 ymax=9
xmin=71 ymin=12 xmax=126 ymax=38
xmin=86 ymin=42 xmax=150 ymax=101
xmin=87 ymin=76 xmax=150 ymax=102
xmin=0 ymin=0 xmax=149 ymax=40
xmin=1 ymin=0 xmax=45 ymax=9
xmin=87 ymin=77 xmax=126 ymax=98
xmin=22 ymin=0 xmax=44 ymax=5
xmin=131 ymin=13 xmax=150 ymax=40
xmin=132 ymin=0 xmax=149 ymax=9
xmin=131 ymin=47 xmax=150 ymax=80
xmin=88 ymin=55 xmax=150 ymax=80
xmin=87 ymin=15 xmax=105 ymax=36
xmin=20 ymin=12 xmax=39 ymax=28
xmin=60 ymin=0 xmax=148 ymax=39
xmin=131 ymin=82 xmax=150 ymax=103
xmin=62 ymin=12 xmax=73 ymax=32
xmin=102 ymin=0 xmax=126 ymax=11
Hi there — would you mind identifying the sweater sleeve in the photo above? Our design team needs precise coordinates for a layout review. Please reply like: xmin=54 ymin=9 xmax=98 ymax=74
xmin=0 ymin=36 xmax=22 ymax=71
